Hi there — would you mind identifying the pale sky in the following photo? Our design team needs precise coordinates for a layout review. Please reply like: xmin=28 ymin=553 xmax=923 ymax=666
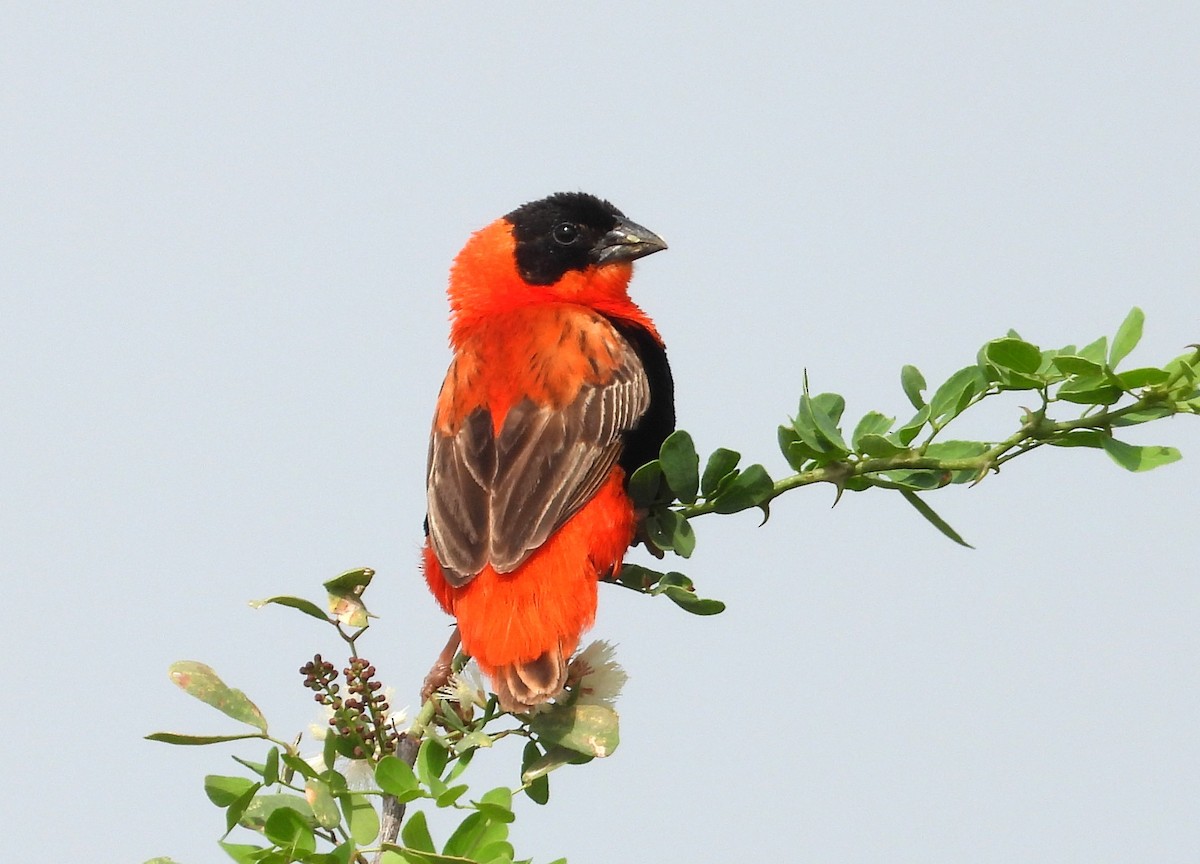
xmin=3 ymin=4 xmax=1199 ymax=863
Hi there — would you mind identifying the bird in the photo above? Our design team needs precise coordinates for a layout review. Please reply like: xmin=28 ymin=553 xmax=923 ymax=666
xmin=421 ymin=191 xmax=675 ymax=713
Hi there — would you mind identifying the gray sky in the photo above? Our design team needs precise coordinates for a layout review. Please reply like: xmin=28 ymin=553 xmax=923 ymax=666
xmin=3 ymin=4 xmax=1198 ymax=862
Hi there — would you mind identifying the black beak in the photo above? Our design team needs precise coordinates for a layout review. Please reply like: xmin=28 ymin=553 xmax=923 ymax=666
xmin=591 ymin=218 xmax=668 ymax=266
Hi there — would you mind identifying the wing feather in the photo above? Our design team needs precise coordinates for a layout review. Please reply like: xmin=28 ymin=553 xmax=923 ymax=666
xmin=428 ymin=335 xmax=650 ymax=586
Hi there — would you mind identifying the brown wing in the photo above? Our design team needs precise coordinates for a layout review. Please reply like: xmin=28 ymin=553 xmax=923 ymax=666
xmin=427 ymin=339 xmax=650 ymax=587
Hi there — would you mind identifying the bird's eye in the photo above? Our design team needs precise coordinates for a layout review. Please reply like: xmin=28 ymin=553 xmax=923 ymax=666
xmin=552 ymin=222 xmax=580 ymax=246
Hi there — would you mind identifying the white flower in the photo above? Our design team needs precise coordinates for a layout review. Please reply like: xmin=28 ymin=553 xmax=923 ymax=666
xmin=568 ymin=640 xmax=627 ymax=708
xmin=341 ymin=757 xmax=377 ymax=791
xmin=436 ymin=662 xmax=489 ymax=710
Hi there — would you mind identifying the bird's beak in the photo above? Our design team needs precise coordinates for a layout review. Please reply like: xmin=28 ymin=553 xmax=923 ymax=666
xmin=592 ymin=218 xmax=668 ymax=265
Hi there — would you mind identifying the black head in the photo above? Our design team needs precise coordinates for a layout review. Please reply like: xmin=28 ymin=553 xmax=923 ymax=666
xmin=505 ymin=192 xmax=667 ymax=286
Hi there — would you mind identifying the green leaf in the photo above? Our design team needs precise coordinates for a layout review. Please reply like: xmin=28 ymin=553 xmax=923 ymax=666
xmin=279 ymin=752 xmax=318 ymax=782
xmin=455 ymin=729 xmax=493 ymax=754
xmin=340 ymin=792 xmax=380 ymax=845
xmin=323 ymin=566 xmax=374 ymax=595
xmin=435 ymin=784 xmax=469 ymax=808
xmin=1115 ymin=367 xmax=1170 ymax=389
xmin=785 ymin=439 xmax=821 ymax=471
xmin=219 ymin=842 xmax=264 ymax=864
xmin=264 ymin=807 xmax=316 ymax=857
xmin=529 ymin=765 xmax=558 ymax=802
xmin=856 ymin=434 xmax=905 ymax=458
xmin=443 ymin=811 xmax=507 ymax=859
xmin=1079 ymin=335 xmax=1108 ymax=364
xmin=476 ymin=840 xmax=516 ymax=864
xmin=1110 ymin=306 xmax=1144 ymax=367
xmin=261 ymin=746 xmax=279 ymax=787
xmin=882 ymin=469 xmax=946 ymax=490
xmin=810 ymin=392 xmax=846 ymax=426
xmin=1037 ymin=348 xmax=1065 ymax=377
xmin=670 ymin=513 xmax=696 ymax=557
xmin=985 ymin=338 xmax=1043 ymax=374
xmin=659 ymin=430 xmax=700 ymax=504
xmin=529 ymin=704 xmax=620 ymax=758
xmin=1100 ymin=437 xmax=1182 ymax=472
xmin=520 ymin=740 xmax=540 ymax=775
xmin=790 ymin=406 xmax=825 ymax=453
xmin=304 ymin=778 xmax=340 ymax=829
xmin=996 ymin=368 xmax=1044 ymax=391
xmin=895 ymin=404 xmax=931 ymax=446
xmin=645 ymin=508 xmax=695 ymax=558
xmin=923 ymin=440 xmax=989 ymax=460
xmin=146 ymin=731 xmax=262 ymax=746
xmin=1163 ymin=350 xmax=1200 ymax=396
xmin=402 ymin=811 xmax=436 ymax=854
xmin=901 ymin=364 xmax=927 ymax=408
xmin=1046 ymin=430 xmax=1106 ymax=448
xmin=224 ymin=783 xmax=263 ymax=834
xmin=800 ymin=392 xmax=849 ymax=453
xmin=929 ymin=366 xmax=986 ymax=422
xmin=520 ymin=742 xmax=551 ymax=804
xmin=626 ymin=460 xmax=665 ymax=509
xmin=1109 ymin=404 xmax=1176 ymax=426
xmin=315 ymin=842 xmax=356 ymax=864
xmin=661 ymin=585 xmax=726 ymax=615
xmin=777 ymin=425 xmax=803 ymax=466
xmin=247 ymin=595 xmax=331 ymax=623
xmin=701 ymin=447 xmax=741 ymax=496
xmin=376 ymin=755 xmax=422 ymax=800
xmin=229 ymin=755 xmax=267 ymax=779
xmin=1056 ymin=375 xmax=1123 ymax=405
xmin=167 ymin=662 xmax=268 ymax=733
xmin=654 ymin=570 xmax=693 ymax=590
xmin=324 ymin=567 xmax=375 ymax=628
xmin=898 ymin=490 xmax=973 ymax=548
xmin=475 ymin=786 xmax=515 ymax=824
xmin=205 ymin=775 xmax=257 ymax=808
xmin=239 ymin=793 xmax=314 ymax=830
xmin=380 ymin=847 xmax=473 ymax=864
xmin=447 ymin=746 xmax=476 ymax=780
xmin=614 ymin=562 xmax=659 ymax=592
xmin=522 ymin=744 xmax=590 ymax=784
xmin=379 ymin=849 xmax=430 ymax=864
xmin=711 ymin=463 xmax=774 ymax=513
xmin=1052 ymin=355 xmax=1104 ymax=377
xmin=851 ymin=411 xmax=895 ymax=450
xmin=321 ymin=727 xmax=338 ymax=773
xmin=417 ymin=739 xmax=450 ymax=786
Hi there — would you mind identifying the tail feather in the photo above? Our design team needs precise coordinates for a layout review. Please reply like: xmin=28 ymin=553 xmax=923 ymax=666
xmin=492 ymin=645 xmax=568 ymax=713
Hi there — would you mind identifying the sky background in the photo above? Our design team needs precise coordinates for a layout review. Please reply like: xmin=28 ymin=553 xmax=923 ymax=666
xmin=3 ymin=4 xmax=1199 ymax=862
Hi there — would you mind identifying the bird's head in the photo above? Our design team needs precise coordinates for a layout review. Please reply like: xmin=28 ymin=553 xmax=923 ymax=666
xmin=446 ymin=192 xmax=666 ymax=339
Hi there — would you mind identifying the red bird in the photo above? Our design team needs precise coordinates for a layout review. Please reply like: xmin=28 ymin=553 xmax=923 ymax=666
xmin=422 ymin=192 xmax=674 ymax=712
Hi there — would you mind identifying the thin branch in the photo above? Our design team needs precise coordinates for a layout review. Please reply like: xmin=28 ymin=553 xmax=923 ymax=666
xmin=371 ymin=629 xmax=462 ymax=863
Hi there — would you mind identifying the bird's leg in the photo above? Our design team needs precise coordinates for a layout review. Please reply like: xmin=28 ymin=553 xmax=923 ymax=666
xmin=420 ymin=626 xmax=462 ymax=704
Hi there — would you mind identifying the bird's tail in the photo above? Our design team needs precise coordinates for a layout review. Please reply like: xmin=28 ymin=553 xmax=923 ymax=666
xmin=490 ymin=644 xmax=568 ymax=713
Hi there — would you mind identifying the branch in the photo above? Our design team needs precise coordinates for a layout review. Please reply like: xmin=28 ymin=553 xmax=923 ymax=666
xmin=620 ymin=310 xmax=1197 ymax=601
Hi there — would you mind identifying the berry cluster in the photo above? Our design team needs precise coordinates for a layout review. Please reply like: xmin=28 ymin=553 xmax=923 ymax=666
xmin=300 ymin=653 xmax=399 ymax=760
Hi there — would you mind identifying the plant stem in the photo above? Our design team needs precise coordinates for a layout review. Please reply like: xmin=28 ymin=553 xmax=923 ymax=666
xmin=680 ymin=388 xmax=1180 ymax=519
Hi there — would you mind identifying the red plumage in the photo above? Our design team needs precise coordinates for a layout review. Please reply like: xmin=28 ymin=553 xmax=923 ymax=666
xmin=423 ymin=193 xmax=673 ymax=712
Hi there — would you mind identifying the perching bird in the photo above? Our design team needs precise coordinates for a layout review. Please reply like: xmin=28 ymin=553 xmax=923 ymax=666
xmin=422 ymin=192 xmax=674 ymax=712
